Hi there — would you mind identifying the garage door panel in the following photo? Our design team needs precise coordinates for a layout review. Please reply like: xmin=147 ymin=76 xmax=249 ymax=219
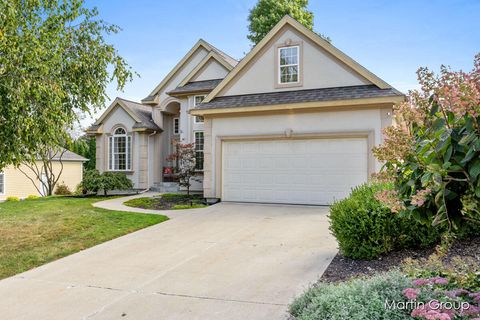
xmin=222 ymin=138 xmax=368 ymax=205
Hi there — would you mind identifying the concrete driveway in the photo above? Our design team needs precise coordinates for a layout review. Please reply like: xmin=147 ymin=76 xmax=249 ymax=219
xmin=0 ymin=202 xmax=337 ymax=320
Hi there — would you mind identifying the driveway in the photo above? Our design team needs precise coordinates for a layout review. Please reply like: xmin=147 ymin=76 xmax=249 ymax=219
xmin=0 ymin=202 xmax=337 ymax=320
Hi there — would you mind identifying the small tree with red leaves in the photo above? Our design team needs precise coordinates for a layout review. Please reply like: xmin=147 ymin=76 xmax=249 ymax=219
xmin=167 ymin=140 xmax=198 ymax=195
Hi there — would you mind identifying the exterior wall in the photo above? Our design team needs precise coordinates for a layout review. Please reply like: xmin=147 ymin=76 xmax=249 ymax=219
xmin=191 ymin=59 xmax=229 ymax=82
xmin=157 ymin=47 xmax=209 ymax=102
xmin=0 ymin=161 xmax=83 ymax=200
xmin=220 ymin=27 xmax=370 ymax=97
xmin=203 ymin=107 xmax=393 ymax=198
xmin=95 ymin=105 xmax=160 ymax=189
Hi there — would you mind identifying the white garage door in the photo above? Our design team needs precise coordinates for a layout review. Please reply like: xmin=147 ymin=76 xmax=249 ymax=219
xmin=222 ymin=138 xmax=368 ymax=205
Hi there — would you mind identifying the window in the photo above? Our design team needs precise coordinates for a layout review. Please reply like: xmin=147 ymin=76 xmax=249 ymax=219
xmin=194 ymin=95 xmax=205 ymax=123
xmin=279 ymin=46 xmax=299 ymax=84
xmin=173 ymin=117 xmax=180 ymax=134
xmin=194 ymin=131 xmax=204 ymax=171
xmin=0 ymin=172 xmax=4 ymax=195
xmin=109 ymin=127 xmax=132 ymax=171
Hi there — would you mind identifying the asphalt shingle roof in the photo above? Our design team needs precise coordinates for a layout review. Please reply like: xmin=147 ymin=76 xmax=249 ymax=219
xmin=196 ymin=85 xmax=404 ymax=110
xmin=117 ymin=98 xmax=162 ymax=131
xmin=168 ymin=79 xmax=223 ymax=95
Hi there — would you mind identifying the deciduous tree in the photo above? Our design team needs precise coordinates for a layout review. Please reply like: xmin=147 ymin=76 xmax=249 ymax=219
xmin=0 ymin=0 xmax=133 ymax=170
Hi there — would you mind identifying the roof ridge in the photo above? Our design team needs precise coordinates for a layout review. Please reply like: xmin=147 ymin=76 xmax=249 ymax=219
xmin=117 ymin=97 xmax=150 ymax=107
xmin=202 ymin=39 xmax=239 ymax=66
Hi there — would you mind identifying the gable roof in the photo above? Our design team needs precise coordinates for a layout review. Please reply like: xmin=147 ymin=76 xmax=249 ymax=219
xmin=177 ymin=51 xmax=234 ymax=87
xmin=142 ymin=39 xmax=238 ymax=104
xmin=167 ymin=79 xmax=223 ymax=96
xmin=196 ymin=85 xmax=403 ymax=111
xmin=204 ymin=15 xmax=391 ymax=104
xmin=52 ymin=149 xmax=88 ymax=162
xmin=90 ymin=97 xmax=161 ymax=132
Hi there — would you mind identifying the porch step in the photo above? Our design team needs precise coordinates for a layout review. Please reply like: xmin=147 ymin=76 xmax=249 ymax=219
xmin=151 ymin=182 xmax=180 ymax=193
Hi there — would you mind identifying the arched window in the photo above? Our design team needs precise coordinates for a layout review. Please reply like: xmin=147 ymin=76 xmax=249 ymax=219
xmin=109 ymin=127 xmax=132 ymax=171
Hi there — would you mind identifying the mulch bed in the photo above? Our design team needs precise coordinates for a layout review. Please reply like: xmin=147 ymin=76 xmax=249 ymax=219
xmin=321 ymin=237 xmax=480 ymax=283
xmin=137 ymin=194 xmax=204 ymax=210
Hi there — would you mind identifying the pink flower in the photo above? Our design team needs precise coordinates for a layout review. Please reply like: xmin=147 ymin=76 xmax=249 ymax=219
xmin=411 ymin=188 xmax=432 ymax=207
xmin=431 ymin=277 xmax=449 ymax=285
xmin=403 ymin=287 xmax=420 ymax=300
xmin=444 ymin=288 xmax=469 ymax=298
xmin=413 ymin=278 xmax=430 ymax=286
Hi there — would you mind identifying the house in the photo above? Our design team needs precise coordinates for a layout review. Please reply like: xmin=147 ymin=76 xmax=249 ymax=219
xmin=88 ymin=15 xmax=404 ymax=205
xmin=0 ymin=150 xmax=87 ymax=200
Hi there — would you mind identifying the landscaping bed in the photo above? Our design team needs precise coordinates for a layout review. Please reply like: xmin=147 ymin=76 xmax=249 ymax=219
xmin=322 ymin=237 xmax=480 ymax=283
xmin=0 ymin=197 xmax=167 ymax=279
xmin=123 ymin=193 xmax=207 ymax=210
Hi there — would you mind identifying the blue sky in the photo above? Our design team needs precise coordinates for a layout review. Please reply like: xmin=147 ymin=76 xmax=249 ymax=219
xmin=84 ymin=0 xmax=480 ymax=126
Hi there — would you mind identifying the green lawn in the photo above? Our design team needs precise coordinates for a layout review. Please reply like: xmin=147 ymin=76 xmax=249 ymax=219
xmin=0 ymin=197 xmax=168 ymax=279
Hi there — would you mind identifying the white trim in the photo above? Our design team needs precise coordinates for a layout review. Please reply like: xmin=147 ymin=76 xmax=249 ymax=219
xmin=278 ymin=45 xmax=300 ymax=84
xmin=0 ymin=172 xmax=5 ymax=196
xmin=173 ymin=117 xmax=180 ymax=134
xmin=193 ymin=95 xmax=206 ymax=124
xmin=108 ymin=127 xmax=132 ymax=171
xmin=194 ymin=131 xmax=205 ymax=171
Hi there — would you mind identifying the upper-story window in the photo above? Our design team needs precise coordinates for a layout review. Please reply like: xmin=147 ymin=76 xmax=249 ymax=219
xmin=193 ymin=95 xmax=205 ymax=123
xmin=0 ymin=172 xmax=4 ymax=195
xmin=109 ymin=127 xmax=132 ymax=171
xmin=173 ymin=117 xmax=180 ymax=134
xmin=279 ymin=46 xmax=299 ymax=84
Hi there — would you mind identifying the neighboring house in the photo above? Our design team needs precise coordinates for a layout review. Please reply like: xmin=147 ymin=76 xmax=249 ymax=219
xmin=88 ymin=15 xmax=404 ymax=205
xmin=0 ymin=150 xmax=86 ymax=200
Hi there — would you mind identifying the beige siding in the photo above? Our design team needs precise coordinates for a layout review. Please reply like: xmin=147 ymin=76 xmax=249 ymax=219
xmin=220 ymin=27 xmax=370 ymax=97
xmin=0 ymin=161 xmax=83 ymax=200
xmin=204 ymin=108 xmax=392 ymax=198
xmin=191 ymin=59 xmax=229 ymax=82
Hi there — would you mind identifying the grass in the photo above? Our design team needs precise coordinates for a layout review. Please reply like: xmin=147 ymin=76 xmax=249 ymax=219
xmin=124 ymin=193 xmax=206 ymax=210
xmin=0 ymin=196 xmax=168 ymax=279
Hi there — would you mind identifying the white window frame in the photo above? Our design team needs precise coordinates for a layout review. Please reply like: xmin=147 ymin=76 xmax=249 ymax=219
xmin=278 ymin=45 xmax=300 ymax=84
xmin=108 ymin=127 xmax=132 ymax=171
xmin=193 ymin=95 xmax=206 ymax=124
xmin=194 ymin=131 xmax=204 ymax=171
xmin=173 ymin=117 xmax=180 ymax=134
xmin=0 ymin=172 xmax=5 ymax=196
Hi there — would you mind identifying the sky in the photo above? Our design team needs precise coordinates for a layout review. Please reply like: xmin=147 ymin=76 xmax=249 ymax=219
xmin=82 ymin=0 xmax=480 ymax=128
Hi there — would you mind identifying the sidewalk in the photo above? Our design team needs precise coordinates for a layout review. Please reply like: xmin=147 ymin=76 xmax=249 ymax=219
xmin=92 ymin=192 xmax=198 ymax=219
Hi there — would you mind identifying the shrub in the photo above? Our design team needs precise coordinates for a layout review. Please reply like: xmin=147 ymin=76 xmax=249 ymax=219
xmin=81 ymin=170 xmax=132 ymax=196
xmin=54 ymin=182 xmax=72 ymax=195
xmin=373 ymin=54 xmax=480 ymax=235
xmin=329 ymin=183 xmax=441 ymax=260
xmin=25 ymin=195 xmax=40 ymax=200
xmin=403 ymin=253 xmax=480 ymax=292
xmin=290 ymin=272 xmax=412 ymax=320
xmin=5 ymin=196 xmax=20 ymax=202
xmin=100 ymin=172 xmax=133 ymax=196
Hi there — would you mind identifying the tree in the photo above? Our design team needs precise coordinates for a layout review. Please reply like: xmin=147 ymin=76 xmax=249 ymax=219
xmin=69 ymin=135 xmax=96 ymax=171
xmin=0 ymin=0 xmax=133 ymax=170
xmin=17 ymin=147 xmax=68 ymax=196
xmin=373 ymin=54 xmax=480 ymax=236
xmin=167 ymin=140 xmax=199 ymax=195
xmin=81 ymin=170 xmax=132 ymax=196
xmin=247 ymin=0 xmax=328 ymax=45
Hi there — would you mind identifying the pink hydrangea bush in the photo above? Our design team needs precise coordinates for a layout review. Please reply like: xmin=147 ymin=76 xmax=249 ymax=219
xmin=373 ymin=54 xmax=480 ymax=234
